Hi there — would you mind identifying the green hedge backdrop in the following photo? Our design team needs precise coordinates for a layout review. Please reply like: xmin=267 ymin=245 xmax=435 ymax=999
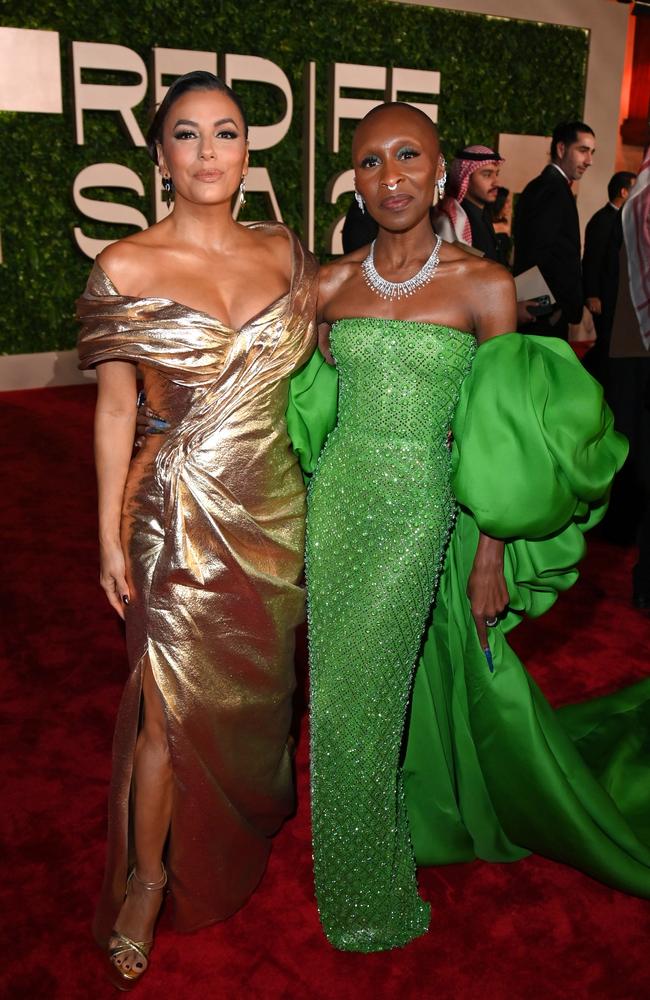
xmin=0 ymin=0 xmax=588 ymax=354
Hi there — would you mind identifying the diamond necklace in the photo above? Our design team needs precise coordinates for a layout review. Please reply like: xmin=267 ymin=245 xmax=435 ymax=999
xmin=361 ymin=234 xmax=443 ymax=300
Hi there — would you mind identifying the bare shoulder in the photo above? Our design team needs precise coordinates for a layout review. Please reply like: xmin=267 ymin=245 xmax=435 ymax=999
xmin=466 ymin=260 xmax=516 ymax=338
xmin=96 ymin=226 xmax=165 ymax=294
xmin=474 ymin=262 xmax=516 ymax=318
xmin=471 ymin=257 xmax=515 ymax=294
xmin=442 ymin=244 xmax=514 ymax=295
xmin=318 ymin=246 xmax=367 ymax=305
xmin=243 ymin=222 xmax=296 ymax=276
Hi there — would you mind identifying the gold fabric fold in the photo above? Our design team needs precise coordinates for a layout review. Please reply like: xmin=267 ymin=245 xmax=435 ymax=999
xmin=77 ymin=223 xmax=318 ymax=937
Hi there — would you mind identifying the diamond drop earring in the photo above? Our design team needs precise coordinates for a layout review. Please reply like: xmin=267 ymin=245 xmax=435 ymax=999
xmin=436 ymin=160 xmax=447 ymax=202
xmin=239 ymin=177 xmax=247 ymax=208
xmin=354 ymin=189 xmax=365 ymax=214
xmin=162 ymin=175 xmax=173 ymax=209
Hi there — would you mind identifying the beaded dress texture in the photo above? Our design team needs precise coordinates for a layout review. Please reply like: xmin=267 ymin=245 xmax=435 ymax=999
xmin=77 ymin=224 xmax=318 ymax=941
xmin=305 ymin=319 xmax=476 ymax=951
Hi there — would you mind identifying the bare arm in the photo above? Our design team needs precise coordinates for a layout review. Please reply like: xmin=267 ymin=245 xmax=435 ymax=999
xmin=316 ymin=263 xmax=339 ymax=364
xmin=470 ymin=262 xmax=517 ymax=344
xmin=465 ymin=262 xmax=515 ymax=645
xmin=95 ymin=360 xmax=137 ymax=619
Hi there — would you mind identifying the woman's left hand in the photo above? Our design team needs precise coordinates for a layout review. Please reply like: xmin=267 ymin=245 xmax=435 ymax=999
xmin=467 ymin=534 xmax=509 ymax=649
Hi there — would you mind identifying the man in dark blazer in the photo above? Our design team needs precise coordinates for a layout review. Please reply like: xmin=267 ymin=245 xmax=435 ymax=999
xmin=514 ymin=121 xmax=596 ymax=338
xmin=583 ymin=171 xmax=637 ymax=339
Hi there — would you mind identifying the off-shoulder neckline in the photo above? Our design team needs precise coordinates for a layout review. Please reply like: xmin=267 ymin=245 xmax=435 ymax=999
xmin=92 ymin=222 xmax=300 ymax=335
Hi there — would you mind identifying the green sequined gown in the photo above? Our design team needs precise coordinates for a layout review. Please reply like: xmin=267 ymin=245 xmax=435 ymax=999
xmin=288 ymin=321 xmax=650 ymax=954
xmin=306 ymin=319 xmax=475 ymax=950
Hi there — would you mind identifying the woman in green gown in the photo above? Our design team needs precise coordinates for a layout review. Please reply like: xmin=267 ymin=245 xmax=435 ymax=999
xmin=287 ymin=103 xmax=650 ymax=952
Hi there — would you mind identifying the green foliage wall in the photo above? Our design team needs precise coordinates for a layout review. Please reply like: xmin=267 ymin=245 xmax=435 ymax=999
xmin=0 ymin=0 xmax=588 ymax=354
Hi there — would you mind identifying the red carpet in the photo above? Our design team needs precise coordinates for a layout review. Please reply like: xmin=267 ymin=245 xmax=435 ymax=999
xmin=1 ymin=384 xmax=649 ymax=1000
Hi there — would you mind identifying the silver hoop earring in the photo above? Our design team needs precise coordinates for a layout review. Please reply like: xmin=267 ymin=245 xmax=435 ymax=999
xmin=354 ymin=189 xmax=365 ymax=214
xmin=162 ymin=175 xmax=173 ymax=208
xmin=239 ymin=177 xmax=247 ymax=208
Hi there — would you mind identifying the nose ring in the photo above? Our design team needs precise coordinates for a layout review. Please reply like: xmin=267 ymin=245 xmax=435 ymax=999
xmin=385 ymin=182 xmax=398 ymax=191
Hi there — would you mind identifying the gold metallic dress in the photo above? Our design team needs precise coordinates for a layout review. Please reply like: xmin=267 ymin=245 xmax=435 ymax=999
xmin=77 ymin=224 xmax=318 ymax=941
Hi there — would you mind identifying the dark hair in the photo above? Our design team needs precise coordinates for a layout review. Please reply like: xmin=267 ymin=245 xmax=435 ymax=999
xmin=146 ymin=71 xmax=248 ymax=163
xmin=550 ymin=121 xmax=594 ymax=161
xmin=607 ymin=171 xmax=637 ymax=201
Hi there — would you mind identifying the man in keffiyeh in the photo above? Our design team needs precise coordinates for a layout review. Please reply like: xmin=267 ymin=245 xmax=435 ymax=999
xmin=432 ymin=144 xmax=505 ymax=263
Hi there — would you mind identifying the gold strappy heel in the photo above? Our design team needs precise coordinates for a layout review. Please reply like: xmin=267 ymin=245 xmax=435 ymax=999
xmin=106 ymin=864 xmax=167 ymax=991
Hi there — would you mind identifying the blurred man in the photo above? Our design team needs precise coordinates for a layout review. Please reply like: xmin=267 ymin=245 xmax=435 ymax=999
xmin=604 ymin=153 xmax=650 ymax=611
xmin=583 ymin=171 xmax=637 ymax=343
xmin=433 ymin=145 xmax=505 ymax=263
xmin=514 ymin=121 xmax=596 ymax=338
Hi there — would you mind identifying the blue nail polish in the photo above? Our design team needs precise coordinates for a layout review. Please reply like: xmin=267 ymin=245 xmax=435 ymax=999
xmin=483 ymin=645 xmax=494 ymax=673
xmin=151 ymin=417 xmax=170 ymax=430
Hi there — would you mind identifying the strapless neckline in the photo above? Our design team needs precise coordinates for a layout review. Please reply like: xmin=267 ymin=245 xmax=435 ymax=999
xmin=330 ymin=317 xmax=476 ymax=341
xmin=92 ymin=222 xmax=297 ymax=336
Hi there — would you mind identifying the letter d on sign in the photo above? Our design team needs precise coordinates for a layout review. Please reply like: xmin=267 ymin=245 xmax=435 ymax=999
xmin=223 ymin=54 xmax=292 ymax=221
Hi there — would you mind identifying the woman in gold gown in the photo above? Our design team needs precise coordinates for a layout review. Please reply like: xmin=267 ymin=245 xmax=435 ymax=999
xmin=76 ymin=72 xmax=318 ymax=988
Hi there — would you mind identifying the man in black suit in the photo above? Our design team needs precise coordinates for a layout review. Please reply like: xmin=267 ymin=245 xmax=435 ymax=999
xmin=514 ymin=121 xmax=596 ymax=338
xmin=583 ymin=171 xmax=637 ymax=344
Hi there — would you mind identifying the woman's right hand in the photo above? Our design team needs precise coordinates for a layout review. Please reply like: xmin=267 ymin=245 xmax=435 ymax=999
xmin=100 ymin=541 xmax=130 ymax=619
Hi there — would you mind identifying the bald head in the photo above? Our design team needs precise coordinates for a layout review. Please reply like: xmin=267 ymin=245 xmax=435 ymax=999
xmin=353 ymin=101 xmax=438 ymax=151
xmin=363 ymin=101 xmax=438 ymax=134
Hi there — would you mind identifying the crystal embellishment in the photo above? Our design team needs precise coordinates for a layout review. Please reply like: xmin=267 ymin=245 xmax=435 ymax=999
xmin=361 ymin=235 xmax=443 ymax=300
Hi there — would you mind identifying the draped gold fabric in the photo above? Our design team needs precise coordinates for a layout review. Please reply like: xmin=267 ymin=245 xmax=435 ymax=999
xmin=77 ymin=223 xmax=318 ymax=939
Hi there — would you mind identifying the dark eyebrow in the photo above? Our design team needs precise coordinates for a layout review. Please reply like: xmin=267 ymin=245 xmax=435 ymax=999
xmin=172 ymin=117 xmax=238 ymax=129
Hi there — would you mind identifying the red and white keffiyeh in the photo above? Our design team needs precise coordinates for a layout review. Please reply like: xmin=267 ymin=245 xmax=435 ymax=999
xmin=433 ymin=145 xmax=503 ymax=246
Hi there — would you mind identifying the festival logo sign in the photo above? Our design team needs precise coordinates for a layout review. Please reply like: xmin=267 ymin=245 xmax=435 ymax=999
xmin=0 ymin=27 xmax=440 ymax=259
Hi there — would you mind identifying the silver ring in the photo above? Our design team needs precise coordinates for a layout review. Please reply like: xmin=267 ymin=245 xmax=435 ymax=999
xmin=485 ymin=616 xmax=499 ymax=627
